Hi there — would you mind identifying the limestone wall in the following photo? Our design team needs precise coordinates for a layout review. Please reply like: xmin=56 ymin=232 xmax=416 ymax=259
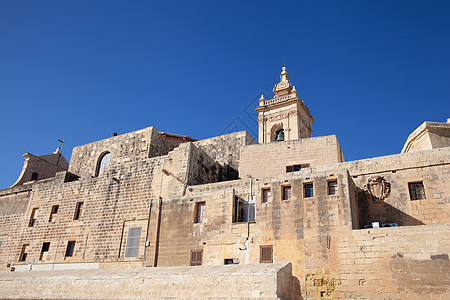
xmin=68 ymin=126 xmax=175 ymax=179
xmin=239 ymin=135 xmax=343 ymax=178
xmin=10 ymin=152 xmax=69 ymax=187
xmin=194 ymin=131 xmax=256 ymax=180
xmin=0 ymin=263 xmax=301 ymax=300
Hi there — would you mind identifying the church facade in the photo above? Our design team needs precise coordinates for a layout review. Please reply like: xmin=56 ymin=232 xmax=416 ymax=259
xmin=0 ymin=68 xmax=449 ymax=299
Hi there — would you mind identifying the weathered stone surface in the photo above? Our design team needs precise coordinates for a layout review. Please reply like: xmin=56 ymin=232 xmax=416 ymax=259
xmin=0 ymin=263 xmax=300 ymax=300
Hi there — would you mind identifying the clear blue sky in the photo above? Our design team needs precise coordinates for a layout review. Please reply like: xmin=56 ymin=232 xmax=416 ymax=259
xmin=1 ymin=1 xmax=449 ymax=188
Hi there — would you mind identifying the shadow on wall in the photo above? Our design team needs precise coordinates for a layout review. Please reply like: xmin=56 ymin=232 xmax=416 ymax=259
xmin=355 ymin=188 xmax=424 ymax=229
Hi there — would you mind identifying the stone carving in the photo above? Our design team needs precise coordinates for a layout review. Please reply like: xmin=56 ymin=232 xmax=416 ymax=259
xmin=364 ymin=176 xmax=391 ymax=204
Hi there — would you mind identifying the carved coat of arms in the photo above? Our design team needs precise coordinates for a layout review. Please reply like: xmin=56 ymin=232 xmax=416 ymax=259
xmin=364 ymin=176 xmax=391 ymax=204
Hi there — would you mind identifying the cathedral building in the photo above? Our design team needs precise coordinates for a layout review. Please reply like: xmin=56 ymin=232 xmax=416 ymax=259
xmin=0 ymin=68 xmax=449 ymax=299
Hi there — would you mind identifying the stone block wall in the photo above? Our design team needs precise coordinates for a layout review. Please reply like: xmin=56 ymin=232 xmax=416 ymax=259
xmin=0 ymin=263 xmax=301 ymax=300
xmin=239 ymin=135 xmax=343 ymax=178
xmin=68 ymin=126 xmax=175 ymax=179
xmin=194 ymin=131 xmax=256 ymax=180
xmin=11 ymin=153 xmax=69 ymax=187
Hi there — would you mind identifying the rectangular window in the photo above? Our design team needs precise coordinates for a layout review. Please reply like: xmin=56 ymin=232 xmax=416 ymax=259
xmin=190 ymin=249 xmax=203 ymax=266
xmin=125 ymin=227 xmax=142 ymax=258
xmin=28 ymin=208 xmax=38 ymax=227
xmin=282 ymin=186 xmax=291 ymax=201
xmin=262 ymin=188 xmax=271 ymax=203
xmin=194 ymin=202 xmax=206 ymax=223
xmin=31 ymin=172 xmax=38 ymax=181
xmin=39 ymin=242 xmax=50 ymax=261
xmin=73 ymin=202 xmax=84 ymax=220
xmin=65 ymin=241 xmax=76 ymax=258
xmin=260 ymin=245 xmax=273 ymax=263
xmin=286 ymin=164 xmax=310 ymax=173
xmin=19 ymin=244 xmax=29 ymax=262
xmin=328 ymin=180 xmax=338 ymax=195
xmin=304 ymin=183 xmax=314 ymax=198
xmin=234 ymin=196 xmax=255 ymax=222
xmin=49 ymin=205 xmax=59 ymax=222
xmin=409 ymin=182 xmax=426 ymax=200
xmin=224 ymin=258 xmax=234 ymax=265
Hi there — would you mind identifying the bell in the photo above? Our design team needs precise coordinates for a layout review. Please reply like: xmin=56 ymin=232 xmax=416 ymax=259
xmin=275 ymin=130 xmax=284 ymax=141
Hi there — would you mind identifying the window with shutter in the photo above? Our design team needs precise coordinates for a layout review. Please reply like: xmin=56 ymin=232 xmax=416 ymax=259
xmin=260 ymin=245 xmax=273 ymax=263
xmin=190 ymin=249 xmax=203 ymax=266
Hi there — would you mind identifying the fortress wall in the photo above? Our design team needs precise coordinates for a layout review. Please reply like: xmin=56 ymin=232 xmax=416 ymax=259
xmin=7 ymin=156 xmax=164 ymax=267
xmin=317 ymin=224 xmax=450 ymax=300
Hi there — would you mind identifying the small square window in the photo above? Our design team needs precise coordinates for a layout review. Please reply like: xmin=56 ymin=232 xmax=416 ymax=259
xmin=65 ymin=241 xmax=76 ymax=258
xmin=31 ymin=172 xmax=38 ymax=181
xmin=304 ymin=183 xmax=314 ymax=198
xmin=408 ymin=182 xmax=426 ymax=200
xmin=224 ymin=258 xmax=234 ymax=265
xmin=260 ymin=245 xmax=273 ymax=263
xmin=282 ymin=186 xmax=291 ymax=201
xmin=262 ymin=188 xmax=271 ymax=203
xmin=328 ymin=180 xmax=338 ymax=195
xmin=194 ymin=202 xmax=206 ymax=223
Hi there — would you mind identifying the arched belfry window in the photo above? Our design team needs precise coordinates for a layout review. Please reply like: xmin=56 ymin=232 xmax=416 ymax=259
xmin=275 ymin=129 xmax=285 ymax=142
xmin=96 ymin=152 xmax=111 ymax=176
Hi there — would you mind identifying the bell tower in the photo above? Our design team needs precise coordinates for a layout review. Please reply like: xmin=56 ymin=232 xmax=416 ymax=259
xmin=255 ymin=67 xmax=315 ymax=143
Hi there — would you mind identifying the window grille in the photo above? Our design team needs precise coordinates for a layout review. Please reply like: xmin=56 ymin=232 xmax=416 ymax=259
xmin=328 ymin=181 xmax=338 ymax=195
xmin=408 ymin=182 xmax=426 ymax=200
xmin=125 ymin=227 xmax=141 ymax=258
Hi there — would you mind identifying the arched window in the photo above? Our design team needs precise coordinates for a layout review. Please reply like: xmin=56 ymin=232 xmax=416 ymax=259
xmin=275 ymin=129 xmax=285 ymax=141
xmin=96 ymin=152 xmax=111 ymax=176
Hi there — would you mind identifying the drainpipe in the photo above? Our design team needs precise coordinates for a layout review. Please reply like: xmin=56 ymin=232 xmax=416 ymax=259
xmin=153 ymin=196 xmax=163 ymax=267
xmin=143 ymin=199 xmax=152 ymax=263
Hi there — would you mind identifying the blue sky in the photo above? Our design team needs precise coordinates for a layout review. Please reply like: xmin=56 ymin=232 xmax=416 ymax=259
xmin=0 ymin=1 xmax=449 ymax=188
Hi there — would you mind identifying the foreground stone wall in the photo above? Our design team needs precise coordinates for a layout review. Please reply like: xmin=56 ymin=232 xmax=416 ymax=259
xmin=0 ymin=263 xmax=301 ymax=300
